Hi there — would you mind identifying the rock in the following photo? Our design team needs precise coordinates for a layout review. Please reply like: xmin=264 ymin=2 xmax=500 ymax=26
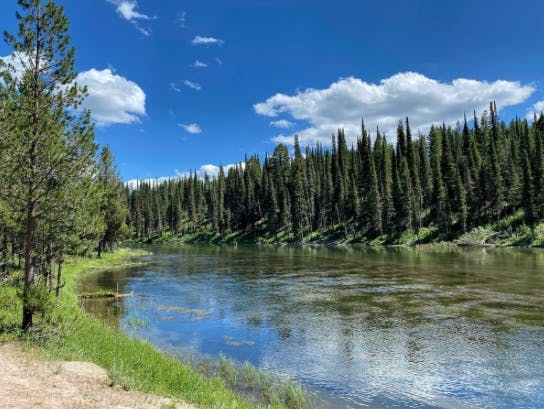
xmin=60 ymin=361 xmax=111 ymax=386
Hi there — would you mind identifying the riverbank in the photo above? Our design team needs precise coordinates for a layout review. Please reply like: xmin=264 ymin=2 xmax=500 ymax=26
xmin=134 ymin=212 xmax=544 ymax=248
xmin=0 ymin=342 xmax=194 ymax=408
xmin=0 ymin=249 xmax=283 ymax=409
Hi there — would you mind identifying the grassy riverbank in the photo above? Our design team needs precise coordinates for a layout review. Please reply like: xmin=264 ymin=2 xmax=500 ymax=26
xmin=0 ymin=249 xmax=292 ymax=409
xmin=134 ymin=211 xmax=544 ymax=248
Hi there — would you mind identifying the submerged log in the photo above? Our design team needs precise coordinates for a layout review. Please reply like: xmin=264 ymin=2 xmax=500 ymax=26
xmin=115 ymin=291 xmax=134 ymax=299
xmin=79 ymin=290 xmax=134 ymax=299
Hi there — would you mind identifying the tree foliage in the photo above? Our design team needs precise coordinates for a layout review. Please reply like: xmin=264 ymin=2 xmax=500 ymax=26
xmin=0 ymin=0 xmax=126 ymax=331
xmin=127 ymin=103 xmax=544 ymax=244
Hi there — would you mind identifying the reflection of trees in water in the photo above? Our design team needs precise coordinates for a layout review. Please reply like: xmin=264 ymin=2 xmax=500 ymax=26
xmin=83 ymin=245 xmax=544 ymax=360
xmin=80 ymin=298 xmax=124 ymax=329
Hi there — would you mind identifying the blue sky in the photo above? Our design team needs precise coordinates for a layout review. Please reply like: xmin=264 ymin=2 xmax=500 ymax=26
xmin=1 ymin=0 xmax=543 ymax=182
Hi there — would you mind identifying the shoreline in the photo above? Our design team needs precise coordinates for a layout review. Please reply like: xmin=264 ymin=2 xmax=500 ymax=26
xmin=133 ymin=236 xmax=544 ymax=249
xmin=1 ymin=249 xmax=278 ymax=409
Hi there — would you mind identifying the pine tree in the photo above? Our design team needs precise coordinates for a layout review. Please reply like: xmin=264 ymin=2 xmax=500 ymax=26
xmin=291 ymin=135 xmax=308 ymax=239
xmin=406 ymin=118 xmax=423 ymax=229
xmin=270 ymin=144 xmax=291 ymax=232
xmin=533 ymin=115 xmax=544 ymax=218
xmin=333 ymin=130 xmax=348 ymax=225
xmin=0 ymin=0 xmax=98 ymax=330
xmin=417 ymin=136 xmax=432 ymax=211
xmin=429 ymin=126 xmax=447 ymax=231
xmin=358 ymin=120 xmax=381 ymax=233
xmin=97 ymin=146 xmax=128 ymax=256
xmin=395 ymin=121 xmax=413 ymax=230
xmin=487 ymin=103 xmax=505 ymax=221
xmin=376 ymin=131 xmax=394 ymax=234
xmin=217 ymin=165 xmax=226 ymax=236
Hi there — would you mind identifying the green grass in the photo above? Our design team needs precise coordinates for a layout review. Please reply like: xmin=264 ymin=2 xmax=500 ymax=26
xmin=79 ymin=289 xmax=117 ymax=298
xmin=131 ymin=209 xmax=544 ymax=249
xmin=457 ymin=211 xmax=544 ymax=247
xmin=0 ymin=249 xmax=286 ymax=409
xmin=202 ymin=355 xmax=310 ymax=409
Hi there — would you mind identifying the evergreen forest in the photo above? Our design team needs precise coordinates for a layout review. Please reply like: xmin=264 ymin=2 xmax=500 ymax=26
xmin=126 ymin=104 xmax=544 ymax=246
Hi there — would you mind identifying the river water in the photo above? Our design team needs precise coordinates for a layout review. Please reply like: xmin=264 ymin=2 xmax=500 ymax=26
xmin=80 ymin=245 xmax=544 ymax=408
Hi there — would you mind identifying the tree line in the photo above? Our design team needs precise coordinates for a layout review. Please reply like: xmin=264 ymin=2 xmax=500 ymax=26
xmin=0 ymin=0 xmax=127 ymax=331
xmin=127 ymin=104 xmax=544 ymax=243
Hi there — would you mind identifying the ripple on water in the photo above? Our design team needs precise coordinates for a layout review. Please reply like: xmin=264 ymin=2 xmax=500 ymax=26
xmin=83 ymin=246 xmax=544 ymax=409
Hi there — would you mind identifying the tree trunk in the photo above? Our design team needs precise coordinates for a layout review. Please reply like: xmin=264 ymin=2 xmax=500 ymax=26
xmin=47 ymin=242 xmax=53 ymax=291
xmin=55 ymin=257 xmax=63 ymax=298
xmin=1 ymin=232 xmax=7 ymax=277
xmin=22 ymin=206 xmax=35 ymax=331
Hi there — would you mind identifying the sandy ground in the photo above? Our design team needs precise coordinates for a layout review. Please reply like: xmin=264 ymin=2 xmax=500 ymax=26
xmin=0 ymin=343 xmax=197 ymax=409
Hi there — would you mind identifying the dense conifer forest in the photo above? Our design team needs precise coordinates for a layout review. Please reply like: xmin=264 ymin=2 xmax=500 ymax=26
xmin=126 ymin=103 xmax=544 ymax=245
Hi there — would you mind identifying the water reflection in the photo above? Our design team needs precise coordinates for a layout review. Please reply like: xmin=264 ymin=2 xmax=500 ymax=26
xmin=80 ymin=245 xmax=544 ymax=409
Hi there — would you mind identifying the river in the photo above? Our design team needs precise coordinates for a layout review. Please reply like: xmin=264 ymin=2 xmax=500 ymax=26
xmin=80 ymin=245 xmax=544 ymax=408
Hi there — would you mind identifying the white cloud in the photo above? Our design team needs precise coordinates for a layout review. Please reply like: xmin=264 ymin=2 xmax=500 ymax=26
xmin=190 ymin=60 xmax=208 ymax=68
xmin=134 ymin=25 xmax=151 ymax=37
xmin=529 ymin=100 xmax=544 ymax=119
xmin=177 ymin=163 xmax=243 ymax=179
xmin=215 ymin=57 xmax=223 ymax=65
xmin=108 ymin=1 xmax=154 ymax=36
xmin=179 ymin=123 xmax=202 ymax=134
xmin=110 ymin=0 xmax=151 ymax=20
xmin=183 ymin=80 xmax=201 ymax=91
xmin=78 ymin=68 xmax=146 ymax=126
xmin=196 ymin=165 xmax=222 ymax=178
xmin=125 ymin=177 xmax=171 ymax=189
xmin=1 ymin=55 xmax=146 ymax=126
xmin=125 ymin=163 xmax=243 ymax=188
xmin=192 ymin=36 xmax=224 ymax=46
xmin=0 ymin=53 xmax=27 ymax=77
xmin=170 ymin=82 xmax=181 ymax=93
xmin=254 ymin=72 xmax=535 ymax=146
xmin=270 ymin=119 xmax=294 ymax=129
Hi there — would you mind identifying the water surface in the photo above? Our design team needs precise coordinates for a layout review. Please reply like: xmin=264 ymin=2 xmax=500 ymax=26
xmin=80 ymin=245 xmax=544 ymax=408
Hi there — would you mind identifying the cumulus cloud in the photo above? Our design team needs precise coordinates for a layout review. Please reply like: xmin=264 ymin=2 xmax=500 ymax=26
xmin=254 ymin=72 xmax=535 ymax=146
xmin=0 ymin=53 xmax=28 ymax=77
xmin=78 ymin=68 xmax=146 ymax=126
xmin=529 ymin=100 xmax=544 ymax=118
xmin=192 ymin=36 xmax=224 ymax=46
xmin=190 ymin=60 xmax=208 ymax=68
xmin=0 ymin=55 xmax=146 ymax=126
xmin=270 ymin=119 xmax=294 ymax=129
xmin=183 ymin=80 xmax=201 ymax=91
xmin=179 ymin=123 xmax=202 ymax=134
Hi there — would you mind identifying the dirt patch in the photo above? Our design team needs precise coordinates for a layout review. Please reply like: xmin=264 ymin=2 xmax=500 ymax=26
xmin=0 ymin=342 xmax=197 ymax=409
